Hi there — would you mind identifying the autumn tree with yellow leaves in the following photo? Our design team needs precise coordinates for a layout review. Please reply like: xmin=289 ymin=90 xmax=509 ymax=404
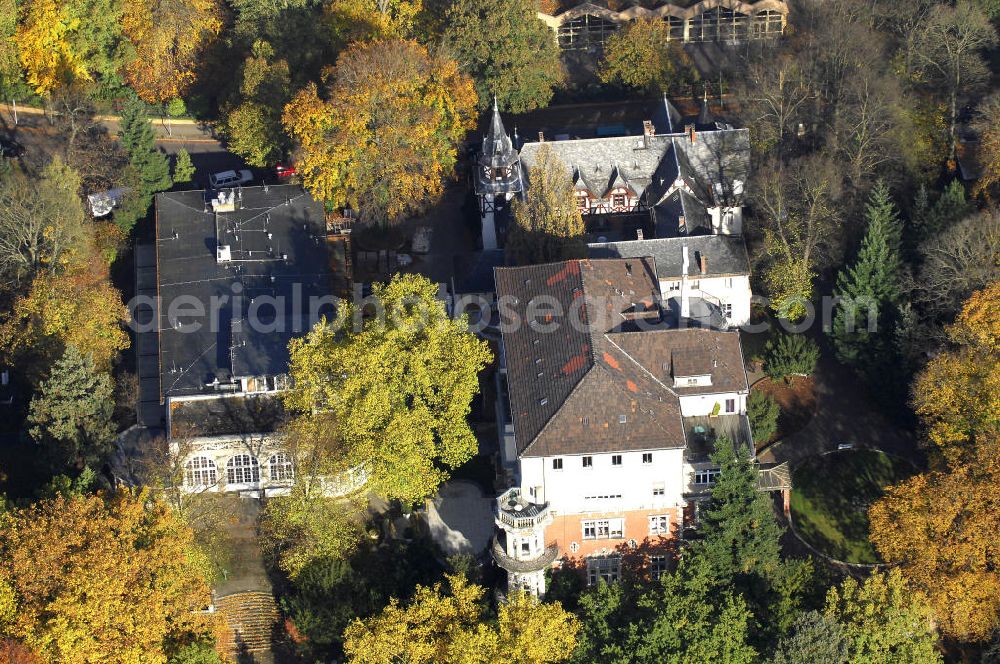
xmin=911 ymin=280 xmax=1000 ymax=464
xmin=15 ymin=0 xmax=90 ymax=95
xmin=121 ymin=0 xmax=223 ymax=103
xmin=343 ymin=574 xmax=579 ymax=664
xmin=285 ymin=273 xmax=491 ymax=505
xmin=283 ymin=39 xmax=477 ymax=226
xmin=0 ymin=490 xmax=221 ymax=662
xmin=869 ymin=281 xmax=1000 ymax=642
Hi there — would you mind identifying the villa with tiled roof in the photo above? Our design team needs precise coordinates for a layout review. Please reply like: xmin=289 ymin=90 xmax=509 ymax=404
xmin=492 ymin=257 xmax=753 ymax=596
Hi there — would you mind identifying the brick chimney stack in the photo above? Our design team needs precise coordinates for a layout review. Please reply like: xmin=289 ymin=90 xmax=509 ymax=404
xmin=643 ymin=120 xmax=655 ymax=136
xmin=686 ymin=124 xmax=696 ymax=144
xmin=538 ymin=131 xmax=545 ymax=142
xmin=700 ymin=254 xmax=708 ymax=275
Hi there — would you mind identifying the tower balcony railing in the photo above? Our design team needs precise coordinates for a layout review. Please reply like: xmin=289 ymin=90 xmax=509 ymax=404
xmin=495 ymin=487 xmax=551 ymax=530
xmin=491 ymin=536 xmax=560 ymax=573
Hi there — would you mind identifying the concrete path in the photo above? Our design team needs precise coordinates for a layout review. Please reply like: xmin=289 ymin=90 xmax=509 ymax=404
xmin=426 ymin=480 xmax=494 ymax=556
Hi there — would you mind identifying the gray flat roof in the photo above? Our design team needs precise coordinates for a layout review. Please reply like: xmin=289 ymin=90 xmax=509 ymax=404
xmin=154 ymin=185 xmax=336 ymax=400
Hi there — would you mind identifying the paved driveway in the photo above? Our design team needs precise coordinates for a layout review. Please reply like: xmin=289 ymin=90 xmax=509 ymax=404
xmin=426 ymin=480 xmax=494 ymax=556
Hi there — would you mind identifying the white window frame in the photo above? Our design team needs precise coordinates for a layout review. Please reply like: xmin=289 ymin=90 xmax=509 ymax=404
xmin=649 ymin=514 xmax=670 ymax=535
xmin=652 ymin=482 xmax=665 ymax=496
xmin=184 ymin=456 xmax=217 ymax=487
xmin=725 ymin=398 xmax=736 ymax=413
xmin=650 ymin=554 xmax=668 ymax=579
xmin=268 ymin=453 xmax=294 ymax=482
xmin=694 ymin=468 xmax=721 ymax=485
xmin=587 ymin=556 xmax=621 ymax=586
xmin=582 ymin=456 xmax=593 ymax=468
xmin=552 ymin=457 xmax=563 ymax=470
xmin=226 ymin=454 xmax=260 ymax=484
xmin=642 ymin=452 xmax=653 ymax=464
xmin=611 ymin=454 xmax=622 ymax=466
xmin=583 ymin=518 xmax=624 ymax=540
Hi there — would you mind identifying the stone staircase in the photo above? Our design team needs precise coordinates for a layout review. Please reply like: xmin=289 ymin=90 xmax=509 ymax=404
xmin=216 ymin=591 xmax=280 ymax=662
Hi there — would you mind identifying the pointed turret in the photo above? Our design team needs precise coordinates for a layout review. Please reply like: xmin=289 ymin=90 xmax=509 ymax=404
xmin=476 ymin=98 xmax=521 ymax=196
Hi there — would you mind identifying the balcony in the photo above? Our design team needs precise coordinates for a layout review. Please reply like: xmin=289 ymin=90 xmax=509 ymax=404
xmin=491 ymin=536 xmax=560 ymax=573
xmin=495 ymin=487 xmax=551 ymax=530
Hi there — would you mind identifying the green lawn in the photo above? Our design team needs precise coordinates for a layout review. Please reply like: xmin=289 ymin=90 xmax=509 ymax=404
xmin=790 ymin=450 xmax=913 ymax=564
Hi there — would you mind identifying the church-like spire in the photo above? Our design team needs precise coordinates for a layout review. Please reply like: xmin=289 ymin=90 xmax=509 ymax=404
xmin=483 ymin=96 xmax=513 ymax=156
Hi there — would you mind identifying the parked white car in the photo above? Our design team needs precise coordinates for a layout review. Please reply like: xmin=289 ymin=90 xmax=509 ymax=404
xmin=209 ymin=169 xmax=253 ymax=188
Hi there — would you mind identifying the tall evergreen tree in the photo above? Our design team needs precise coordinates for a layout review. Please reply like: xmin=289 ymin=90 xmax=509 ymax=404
xmin=115 ymin=98 xmax=172 ymax=232
xmin=693 ymin=437 xmax=784 ymax=581
xmin=829 ymin=181 xmax=904 ymax=370
xmin=28 ymin=345 xmax=115 ymax=470
xmin=172 ymin=148 xmax=195 ymax=185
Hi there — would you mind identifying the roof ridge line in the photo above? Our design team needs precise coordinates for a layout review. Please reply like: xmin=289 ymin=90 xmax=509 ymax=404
xmin=602 ymin=332 xmax=679 ymax=399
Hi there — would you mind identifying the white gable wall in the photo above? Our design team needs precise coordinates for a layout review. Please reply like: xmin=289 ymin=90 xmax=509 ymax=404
xmin=518 ymin=448 xmax=687 ymax=516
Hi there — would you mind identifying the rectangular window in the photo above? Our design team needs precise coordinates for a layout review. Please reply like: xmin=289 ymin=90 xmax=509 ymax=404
xmin=724 ymin=278 xmax=733 ymax=289
xmin=725 ymin=399 xmax=736 ymax=413
xmin=521 ymin=541 xmax=530 ymax=555
xmin=722 ymin=302 xmax=733 ymax=318
xmin=583 ymin=518 xmax=624 ymax=540
xmin=587 ymin=556 xmax=622 ymax=586
xmin=652 ymin=482 xmax=665 ymax=496
xmin=668 ymin=281 xmax=680 ymax=291
xmin=649 ymin=514 xmax=670 ymax=535
xmin=611 ymin=455 xmax=622 ymax=466
xmin=582 ymin=456 xmax=593 ymax=468
xmin=650 ymin=555 xmax=668 ymax=579
xmin=642 ymin=453 xmax=653 ymax=464
xmin=613 ymin=194 xmax=626 ymax=208
xmin=694 ymin=468 xmax=722 ymax=485
xmin=552 ymin=458 xmax=563 ymax=470
xmin=691 ymin=280 xmax=701 ymax=290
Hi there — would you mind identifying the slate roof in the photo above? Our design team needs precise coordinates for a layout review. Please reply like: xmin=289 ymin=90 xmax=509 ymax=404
xmin=518 ymin=117 xmax=750 ymax=239
xmin=587 ymin=234 xmax=750 ymax=279
xmin=154 ymin=185 xmax=335 ymax=400
xmin=496 ymin=258 xmax=747 ymax=457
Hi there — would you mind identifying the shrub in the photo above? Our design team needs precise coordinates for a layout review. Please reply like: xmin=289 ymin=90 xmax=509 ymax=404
xmin=764 ymin=333 xmax=819 ymax=381
xmin=748 ymin=390 xmax=780 ymax=445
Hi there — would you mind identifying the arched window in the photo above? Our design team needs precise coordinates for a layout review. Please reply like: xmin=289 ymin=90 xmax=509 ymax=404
xmin=268 ymin=453 xmax=295 ymax=482
xmin=184 ymin=456 xmax=218 ymax=487
xmin=226 ymin=454 xmax=260 ymax=484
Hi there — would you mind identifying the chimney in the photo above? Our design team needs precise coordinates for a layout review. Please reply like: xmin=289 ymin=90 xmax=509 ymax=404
xmin=678 ymin=215 xmax=687 ymax=233
xmin=686 ymin=124 xmax=696 ymax=144
xmin=700 ymin=254 xmax=707 ymax=275
xmin=643 ymin=120 xmax=655 ymax=136
xmin=538 ymin=131 xmax=545 ymax=142
xmin=681 ymin=246 xmax=691 ymax=320
xmin=636 ymin=228 xmax=644 ymax=240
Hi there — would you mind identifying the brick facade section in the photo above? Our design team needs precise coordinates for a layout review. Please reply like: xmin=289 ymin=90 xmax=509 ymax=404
xmin=546 ymin=506 xmax=683 ymax=559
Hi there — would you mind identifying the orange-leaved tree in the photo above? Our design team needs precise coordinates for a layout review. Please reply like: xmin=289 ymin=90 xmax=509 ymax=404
xmin=121 ymin=0 xmax=223 ymax=103
xmin=869 ymin=429 xmax=1000 ymax=642
xmin=283 ymin=39 xmax=477 ymax=226
xmin=911 ymin=280 xmax=1000 ymax=464
xmin=0 ymin=490 xmax=219 ymax=662
xmin=870 ymin=281 xmax=1000 ymax=642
